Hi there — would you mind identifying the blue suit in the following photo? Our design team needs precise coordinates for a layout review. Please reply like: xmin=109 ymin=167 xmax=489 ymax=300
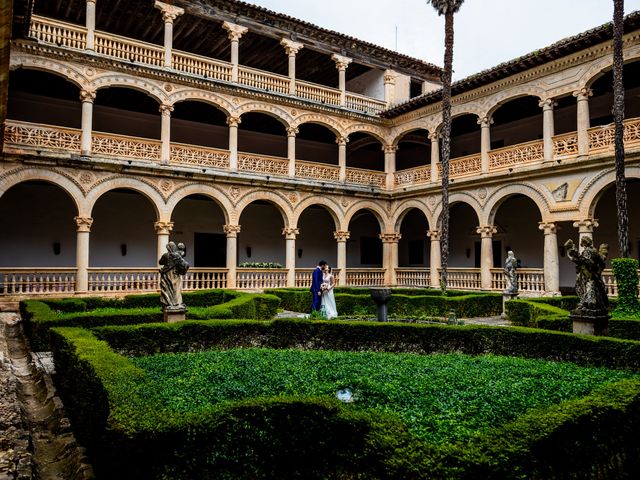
xmin=310 ymin=266 xmax=324 ymax=312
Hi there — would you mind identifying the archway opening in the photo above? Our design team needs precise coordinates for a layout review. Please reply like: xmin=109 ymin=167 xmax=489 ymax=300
xmin=297 ymin=205 xmax=337 ymax=268
xmin=450 ymin=114 xmax=480 ymax=158
xmin=238 ymin=200 xmax=286 ymax=266
xmin=347 ymin=210 xmax=382 ymax=267
xmin=398 ymin=208 xmax=430 ymax=267
xmin=396 ymin=129 xmax=431 ymax=171
xmin=296 ymin=123 xmax=339 ymax=165
xmin=346 ymin=133 xmax=384 ymax=171
xmin=589 ymin=60 xmax=640 ymax=126
xmin=237 ymin=112 xmax=287 ymax=158
xmin=491 ymin=96 xmax=542 ymax=148
xmin=0 ymin=181 xmax=77 ymax=266
xmin=171 ymin=101 xmax=229 ymax=149
xmin=90 ymin=189 xmax=157 ymax=267
xmin=493 ymin=194 xmax=543 ymax=269
xmin=447 ymin=202 xmax=480 ymax=268
xmin=93 ymin=87 xmax=160 ymax=139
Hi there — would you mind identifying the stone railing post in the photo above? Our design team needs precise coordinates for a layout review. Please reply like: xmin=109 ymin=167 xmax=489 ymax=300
xmin=573 ymin=88 xmax=593 ymax=157
xmin=223 ymin=21 xmax=248 ymax=83
xmin=380 ymin=232 xmax=401 ymax=286
xmin=384 ymin=70 xmax=396 ymax=107
xmin=337 ymin=136 xmax=348 ymax=181
xmin=539 ymin=222 xmax=560 ymax=294
xmin=154 ymin=221 xmax=174 ymax=264
xmin=287 ymin=127 xmax=298 ymax=177
xmin=224 ymin=224 xmax=241 ymax=289
xmin=154 ymin=1 xmax=184 ymax=68
xmin=159 ymin=104 xmax=173 ymax=164
xmin=384 ymin=144 xmax=397 ymax=190
xmin=429 ymin=131 xmax=440 ymax=183
xmin=280 ymin=38 xmax=303 ymax=95
xmin=427 ymin=230 xmax=442 ymax=288
xmin=227 ymin=116 xmax=241 ymax=171
xmin=331 ymin=54 xmax=352 ymax=106
xmin=80 ymin=89 xmax=96 ymax=156
xmin=75 ymin=216 xmax=93 ymax=293
xmin=478 ymin=116 xmax=492 ymax=173
xmin=476 ymin=225 xmax=497 ymax=290
xmin=85 ymin=0 xmax=97 ymax=50
xmin=573 ymin=218 xmax=599 ymax=252
xmin=539 ymin=98 xmax=556 ymax=162
xmin=334 ymin=231 xmax=350 ymax=286
xmin=283 ymin=227 xmax=300 ymax=287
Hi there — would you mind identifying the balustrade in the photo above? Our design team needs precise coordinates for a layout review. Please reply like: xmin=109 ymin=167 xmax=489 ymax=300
xmin=172 ymin=51 xmax=232 ymax=81
xmin=395 ymin=268 xmax=430 ymax=287
xmin=30 ymin=16 xmax=87 ymax=49
xmin=488 ymin=139 xmax=544 ymax=171
xmin=88 ymin=268 xmax=159 ymax=292
xmin=345 ymin=269 xmax=385 ymax=287
xmin=295 ymin=161 xmax=340 ymax=181
xmin=443 ymin=268 xmax=482 ymax=290
xmin=3 ymin=121 xmax=81 ymax=153
xmin=95 ymin=32 xmax=164 ymax=67
xmin=438 ymin=153 xmax=482 ymax=178
xmin=295 ymin=81 xmax=341 ymax=106
xmin=0 ymin=269 xmax=77 ymax=295
xmin=490 ymin=268 xmax=545 ymax=294
xmin=238 ymin=152 xmax=289 ymax=176
xmin=589 ymin=118 xmax=640 ymax=154
xmin=553 ymin=132 xmax=579 ymax=157
xmin=182 ymin=269 xmax=228 ymax=290
xmin=238 ymin=66 xmax=289 ymax=94
xmin=345 ymin=167 xmax=386 ymax=187
xmin=236 ymin=268 xmax=287 ymax=289
xmin=92 ymin=131 xmax=161 ymax=161
xmin=294 ymin=268 xmax=341 ymax=288
xmin=171 ymin=143 xmax=230 ymax=169
xmin=394 ymin=165 xmax=431 ymax=187
xmin=345 ymin=92 xmax=386 ymax=114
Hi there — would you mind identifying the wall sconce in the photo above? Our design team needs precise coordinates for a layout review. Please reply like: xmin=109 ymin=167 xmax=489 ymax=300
xmin=246 ymin=246 xmax=252 ymax=258
xmin=465 ymin=248 xmax=471 ymax=258
xmin=298 ymin=248 xmax=303 ymax=259
xmin=52 ymin=241 xmax=61 ymax=256
xmin=120 ymin=244 xmax=127 ymax=256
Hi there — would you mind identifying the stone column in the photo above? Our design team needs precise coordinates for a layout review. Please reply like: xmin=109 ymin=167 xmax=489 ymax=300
xmin=478 ymin=116 xmax=492 ymax=173
xmin=573 ymin=218 xmax=599 ymax=252
xmin=539 ymin=222 xmax=560 ymax=294
xmin=380 ymin=232 xmax=401 ymax=286
xmin=227 ymin=116 xmax=241 ymax=171
xmin=283 ymin=227 xmax=299 ymax=287
xmin=331 ymin=54 xmax=352 ymax=106
xmin=85 ymin=0 xmax=97 ymax=51
xmin=159 ymin=104 xmax=173 ymax=165
xmin=334 ymin=231 xmax=350 ymax=286
xmin=223 ymin=21 xmax=248 ymax=83
xmin=573 ymin=88 xmax=593 ymax=157
xmin=429 ymin=131 xmax=440 ymax=183
xmin=337 ymin=136 xmax=348 ymax=182
xmin=476 ymin=225 xmax=497 ymax=290
xmin=224 ymin=224 xmax=241 ymax=289
xmin=384 ymin=70 xmax=396 ymax=107
xmin=80 ymin=89 xmax=96 ymax=156
xmin=287 ymin=127 xmax=298 ymax=177
xmin=427 ymin=230 xmax=441 ymax=288
xmin=75 ymin=216 xmax=93 ymax=293
xmin=384 ymin=144 xmax=397 ymax=190
xmin=154 ymin=1 xmax=184 ymax=68
xmin=280 ymin=38 xmax=303 ymax=95
xmin=539 ymin=98 xmax=556 ymax=162
xmin=154 ymin=221 xmax=174 ymax=264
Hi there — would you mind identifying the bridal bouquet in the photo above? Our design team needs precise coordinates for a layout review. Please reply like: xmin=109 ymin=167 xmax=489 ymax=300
xmin=320 ymin=282 xmax=329 ymax=292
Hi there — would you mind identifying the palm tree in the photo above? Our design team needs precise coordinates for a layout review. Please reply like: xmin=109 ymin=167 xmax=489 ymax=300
xmin=613 ymin=0 xmax=629 ymax=257
xmin=426 ymin=0 xmax=465 ymax=291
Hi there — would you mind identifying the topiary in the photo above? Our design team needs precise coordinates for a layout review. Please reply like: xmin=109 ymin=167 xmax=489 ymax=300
xmin=611 ymin=257 xmax=640 ymax=318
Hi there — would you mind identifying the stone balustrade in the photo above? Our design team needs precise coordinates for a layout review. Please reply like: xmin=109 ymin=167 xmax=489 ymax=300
xmin=443 ymin=268 xmax=482 ymax=290
xmin=294 ymin=268 xmax=342 ymax=288
xmin=236 ymin=268 xmax=288 ymax=289
xmin=0 ymin=268 xmax=77 ymax=295
xmin=490 ymin=268 xmax=546 ymax=294
xmin=395 ymin=268 xmax=430 ymax=287
xmin=345 ymin=269 xmax=386 ymax=287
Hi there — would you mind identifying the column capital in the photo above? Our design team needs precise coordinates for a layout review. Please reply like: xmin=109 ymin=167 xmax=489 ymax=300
xmin=573 ymin=88 xmax=593 ymax=100
xmin=477 ymin=116 xmax=493 ymax=127
xmin=538 ymin=221 xmax=557 ymax=235
xmin=280 ymin=38 xmax=304 ymax=56
xmin=331 ymin=53 xmax=352 ymax=71
xmin=538 ymin=98 xmax=557 ymax=110
xmin=282 ymin=227 xmax=300 ymax=239
xmin=427 ymin=230 xmax=441 ymax=241
xmin=159 ymin=104 xmax=174 ymax=116
xmin=379 ymin=232 xmax=402 ymax=243
xmin=154 ymin=221 xmax=174 ymax=235
xmin=154 ymin=1 xmax=184 ymax=23
xmin=74 ymin=216 xmax=93 ymax=232
xmin=286 ymin=127 xmax=299 ymax=137
xmin=86 ymin=0 xmax=96 ymax=4
xmin=333 ymin=230 xmax=350 ymax=242
xmin=336 ymin=135 xmax=349 ymax=146
xmin=226 ymin=115 xmax=241 ymax=127
xmin=428 ymin=131 xmax=440 ymax=142
xmin=79 ymin=89 xmax=96 ymax=103
xmin=476 ymin=225 xmax=497 ymax=238
xmin=223 ymin=21 xmax=248 ymax=42
xmin=383 ymin=144 xmax=397 ymax=154
xmin=223 ymin=224 xmax=242 ymax=237
xmin=573 ymin=218 xmax=599 ymax=233
xmin=383 ymin=69 xmax=396 ymax=85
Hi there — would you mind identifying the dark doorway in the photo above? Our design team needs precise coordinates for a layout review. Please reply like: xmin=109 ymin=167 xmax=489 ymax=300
xmin=194 ymin=233 xmax=226 ymax=267
xmin=408 ymin=239 xmax=425 ymax=265
xmin=474 ymin=240 xmax=502 ymax=268
xmin=360 ymin=237 xmax=382 ymax=265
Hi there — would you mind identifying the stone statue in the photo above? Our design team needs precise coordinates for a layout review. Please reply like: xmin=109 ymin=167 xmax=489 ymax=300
xmin=159 ymin=241 xmax=190 ymax=311
xmin=564 ymin=237 xmax=609 ymax=313
xmin=504 ymin=250 xmax=518 ymax=294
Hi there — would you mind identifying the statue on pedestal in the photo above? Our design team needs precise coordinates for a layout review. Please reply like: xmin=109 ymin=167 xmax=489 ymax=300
xmin=159 ymin=241 xmax=190 ymax=312
xmin=564 ymin=237 xmax=609 ymax=314
xmin=504 ymin=250 xmax=518 ymax=295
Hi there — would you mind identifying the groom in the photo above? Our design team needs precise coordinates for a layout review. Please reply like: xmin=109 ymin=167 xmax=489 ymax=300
xmin=310 ymin=260 xmax=327 ymax=313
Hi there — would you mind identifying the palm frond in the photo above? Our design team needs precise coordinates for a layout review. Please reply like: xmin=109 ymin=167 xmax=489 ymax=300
xmin=426 ymin=0 xmax=465 ymax=15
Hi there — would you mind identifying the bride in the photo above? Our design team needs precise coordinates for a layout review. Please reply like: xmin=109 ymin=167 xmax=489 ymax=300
xmin=321 ymin=264 xmax=338 ymax=319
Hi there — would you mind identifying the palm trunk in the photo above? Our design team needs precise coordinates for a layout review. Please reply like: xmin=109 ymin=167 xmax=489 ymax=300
xmin=439 ymin=10 xmax=454 ymax=291
xmin=613 ymin=0 xmax=629 ymax=257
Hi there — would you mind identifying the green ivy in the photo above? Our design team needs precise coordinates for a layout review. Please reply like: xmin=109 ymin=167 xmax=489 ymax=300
xmin=612 ymin=257 xmax=640 ymax=318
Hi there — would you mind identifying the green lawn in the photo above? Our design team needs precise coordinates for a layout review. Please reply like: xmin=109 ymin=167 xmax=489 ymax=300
xmin=131 ymin=349 xmax=634 ymax=444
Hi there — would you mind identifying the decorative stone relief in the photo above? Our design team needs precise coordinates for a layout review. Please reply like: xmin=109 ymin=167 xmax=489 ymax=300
xmin=340 ymin=197 xmax=350 ymax=208
xmin=78 ymin=171 xmax=95 ymax=186
xmin=223 ymin=224 xmax=242 ymax=236
xmin=154 ymin=221 xmax=174 ymax=235
xmin=159 ymin=179 xmax=174 ymax=194
xmin=476 ymin=187 xmax=488 ymax=200
xmin=333 ymin=231 xmax=351 ymax=242
xmin=379 ymin=232 xmax=402 ymax=243
xmin=74 ymin=216 xmax=93 ymax=232
xmin=552 ymin=182 xmax=569 ymax=201
xmin=164 ymin=83 xmax=173 ymax=92
xmin=229 ymin=186 xmax=241 ymax=201
xmin=288 ymin=192 xmax=299 ymax=205
xmin=427 ymin=195 xmax=437 ymax=207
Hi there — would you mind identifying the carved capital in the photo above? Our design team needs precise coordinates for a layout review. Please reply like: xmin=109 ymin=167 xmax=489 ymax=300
xmin=477 ymin=116 xmax=493 ymax=127
xmin=154 ymin=221 xmax=174 ymax=235
xmin=331 ymin=53 xmax=352 ymax=71
xmin=79 ymin=89 xmax=96 ymax=103
xmin=336 ymin=136 xmax=349 ymax=146
xmin=280 ymin=38 xmax=304 ymax=56
xmin=476 ymin=225 xmax=497 ymax=238
xmin=74 ymin=216 xmax=93 ymax=232
xmin=573 ymin=88 xmax=593 ymax=101
xmin=573 ymin=218 xmax=599 ymax=233
xmin=427 ymin=131 xmax=440 ymax=142
xmin=538 ymin=221 xmax=557 ymax=235
xmin=427 ymin=230 xmax=441 ymax=241
xmin=154 ymin=1 xmax=184 ymax=23
xmin=223 ymin=224 xmax=242 ymax=237
xmin=333 ymin=230 xmax=350 ymax=242
xmin=383 ymin=70 xmax=396 ymax=85
xmin=223 ymin=21 xmax=248 ymax=42
xmin=538 ymin=98 xmax=557 ymax=110
xmin=286 ymin=127 xmax=299 ymax=137
xmin=282 ymin=227 xmax=300 ymax=239
xmin=383 ymin=144 xmax=397 ymax=154
xmin=379 ymin=232 xmax=402 ymax=243
xmin=226 ymin=116 xmax=241 ymax=128
xmin=159 ymin=104 xmax=174 ymax=116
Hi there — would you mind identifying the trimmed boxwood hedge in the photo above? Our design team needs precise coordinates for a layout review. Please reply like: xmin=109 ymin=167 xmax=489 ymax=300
xmin=52 ymin=320 xmax=640 ymax=479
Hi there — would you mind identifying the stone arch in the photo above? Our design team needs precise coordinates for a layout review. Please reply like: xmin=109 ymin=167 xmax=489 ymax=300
xmin=168 ymin=89 xmax=234 ymax=117
xmin=392 ymin=200 xmax=433 ymax=231
xmin=0 ymin=168 xmax=85 ymax=215
xmin=433 ymin=109 xmax=481 ymax=134
xmin=291 ymin=114 xmax=344 ymax=138
xmin=235 ymin=102 xmax=293 ymax=127
xmin=164 ymin=184 xmax=233 ymax=225
xmin=292 ymin=196 xmax=342 ymax=230
xmin=343 ymin=124 xmax=387 ymax=145
xmin=234 ymin=190 xmax=293 ymax=227
xmin=580 ymin=46 xmax=640 ymax=90
xmin=580 ymin=166 xmax=640 ymax=218
xmin=90 ymin=73 xmax=167 ymax=104
xmin=391 ymin=124 xmax=431 ymax=148
xmin=342 ymin=201 xmax=388 ymax=232
xmin=485 ymin=87 xmax=549 ymax=118
xmin=484 ymin=184 xmax=550 ymax=225
xmin=9 ymin=54 xmax=88 ymax=89
xmin=85 ymin=177 xmax=165 ymax=220
xmin=433 ymin=193 xmax=482 ymax=228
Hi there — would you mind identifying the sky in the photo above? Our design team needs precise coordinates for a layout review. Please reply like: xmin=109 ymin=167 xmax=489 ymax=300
xmin=247 ymin=0 xmax=640 ymax=80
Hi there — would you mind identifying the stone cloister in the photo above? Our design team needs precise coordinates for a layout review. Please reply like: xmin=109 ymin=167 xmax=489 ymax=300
xmin=1 ymin=2 xmax=640 ymax=296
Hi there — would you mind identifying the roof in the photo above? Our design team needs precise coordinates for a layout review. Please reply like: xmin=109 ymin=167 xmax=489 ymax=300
xmin=381 ymin=10 xmax=640 ymax=118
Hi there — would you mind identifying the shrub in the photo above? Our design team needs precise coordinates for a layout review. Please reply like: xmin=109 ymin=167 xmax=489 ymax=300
xmin=612 ymin=258 xmax=640 ymax=318
xmin=505 ymin=299 xmax=571 ymax=331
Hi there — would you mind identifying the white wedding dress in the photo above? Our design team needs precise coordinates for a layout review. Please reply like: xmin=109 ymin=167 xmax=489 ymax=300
xmin=321 ymin=272 xmax=338 ymax=319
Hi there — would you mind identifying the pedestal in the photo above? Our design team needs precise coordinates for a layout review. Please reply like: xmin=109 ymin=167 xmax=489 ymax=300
xmin=502 ymin=292 xmax=518 ymax=319
xmin=570 ymin=309 xmax=609 ymax=336
xmin=163 ymin=306 xmax=187 ymax=323
xmin=370 ymin=288 xmax=392 ymax=322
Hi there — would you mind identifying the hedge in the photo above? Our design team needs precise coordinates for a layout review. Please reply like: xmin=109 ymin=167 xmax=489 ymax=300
xmin=52 ymin=320 xmax=640 ymax=479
